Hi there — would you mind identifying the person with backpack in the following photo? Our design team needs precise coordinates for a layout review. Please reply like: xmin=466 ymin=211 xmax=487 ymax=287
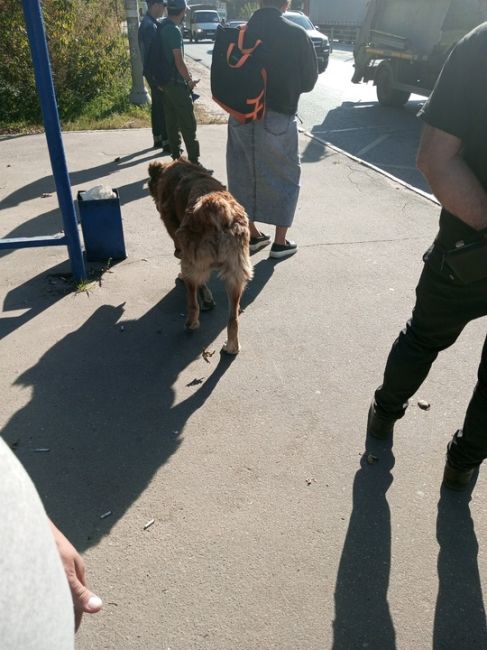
xmin=224 ymin=0 xmax=318 ymax=259
xmin=138 ymin=0 xmax=170 ymax=153
xmin=154 ymin=0 xmax=202 ymax=165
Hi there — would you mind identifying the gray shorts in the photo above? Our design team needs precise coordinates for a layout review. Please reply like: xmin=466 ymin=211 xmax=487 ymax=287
xmin=226 ymin=110 xmax=301 ymax=228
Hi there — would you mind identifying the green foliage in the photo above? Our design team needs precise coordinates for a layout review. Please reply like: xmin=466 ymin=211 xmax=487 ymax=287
xmin=0 ymin=0 xmax=130 ymax=124
xmin=238 ymin=2 xmax=259 ymax=20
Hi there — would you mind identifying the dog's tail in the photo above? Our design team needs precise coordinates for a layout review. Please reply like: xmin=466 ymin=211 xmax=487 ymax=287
xmin=188 ymin=193 xmax=253 ymax=283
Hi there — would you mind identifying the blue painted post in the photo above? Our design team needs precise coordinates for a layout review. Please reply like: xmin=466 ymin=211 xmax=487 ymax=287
xmin=21 ymin=0 xmax=86 ymax=281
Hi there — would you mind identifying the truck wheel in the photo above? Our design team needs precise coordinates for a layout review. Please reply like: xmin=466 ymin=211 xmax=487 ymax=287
xmin=376 ymin=64 xmax=410 ymax=108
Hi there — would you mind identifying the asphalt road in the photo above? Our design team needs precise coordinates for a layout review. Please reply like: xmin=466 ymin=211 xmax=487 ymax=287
xmin=186 ymin=41 xmax=432 ymax=194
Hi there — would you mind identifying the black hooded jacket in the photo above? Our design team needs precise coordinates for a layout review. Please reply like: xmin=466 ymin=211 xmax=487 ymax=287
xmin=246 ymin=7 xmax=318 ymax=115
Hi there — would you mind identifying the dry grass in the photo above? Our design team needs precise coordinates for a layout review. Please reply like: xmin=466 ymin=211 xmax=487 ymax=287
xmin=1 ymin=100 xmax=226 ymax=135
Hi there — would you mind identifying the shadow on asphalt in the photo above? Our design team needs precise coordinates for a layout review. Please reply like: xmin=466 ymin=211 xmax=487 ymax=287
xmin=434 ymin=476 xmax=487 ymax=648
xmin=333 ymin=432 xmax=487 ymax=648
xmin=0 ymin=260 xmax=73 ymax=341
xmin=305 ymin=99 xmax=429 ymax=193
xmin=0 ymin=147 xmax=163 ymax=259
xmin=0 ymin=258 xmax=274 ymax=552
xmin=332 ymin=434 xmax=396 ymax=649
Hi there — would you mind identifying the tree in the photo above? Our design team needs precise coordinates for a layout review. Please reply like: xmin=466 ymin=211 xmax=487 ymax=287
xmin=0 ymin=0 xmax=129 ymax=124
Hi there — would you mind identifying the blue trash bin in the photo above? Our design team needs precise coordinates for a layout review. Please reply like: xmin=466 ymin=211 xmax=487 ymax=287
xmin=77 ymin=189 xmax=127 ymax=262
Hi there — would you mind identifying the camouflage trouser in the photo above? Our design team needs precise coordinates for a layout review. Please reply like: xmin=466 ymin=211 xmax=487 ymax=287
xmin=161 ymin=83 xmax=199 ymax=163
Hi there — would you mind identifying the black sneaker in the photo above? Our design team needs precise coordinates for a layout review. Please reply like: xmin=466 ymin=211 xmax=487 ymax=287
xmin=366 ymin=400 xmax=397 ymax=440
xmin=249 ymin=233 xmax=271 ymax=253
xmin=442 ymin=460 xmax=477 ymax=491
xmin=192 ymin=162 xmax=214 ymax=175
xmin=269 ymin=240 xmax=297 ymax=259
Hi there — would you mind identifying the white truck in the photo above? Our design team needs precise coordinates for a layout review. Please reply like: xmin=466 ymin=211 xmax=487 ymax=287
xmin=308 ymin=0 xmax=368 ymax=39
xmin=353 ymin=0 xmax=487 ymax=106
xmin=185 ymin=5 xmax=222 ymax=42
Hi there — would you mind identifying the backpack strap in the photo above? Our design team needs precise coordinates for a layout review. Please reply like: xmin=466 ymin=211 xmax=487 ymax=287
xmin=227 ymin=26 xmax=262 ymax=69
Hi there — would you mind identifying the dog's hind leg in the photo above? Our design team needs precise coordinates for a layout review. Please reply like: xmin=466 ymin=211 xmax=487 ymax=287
xmin=185 ymin=280 xmax=200 ymax=330
xmin=198 ymin=284 xmax=216 ymax=311
xmin=222 ymin=281 xmax=244 ymax=355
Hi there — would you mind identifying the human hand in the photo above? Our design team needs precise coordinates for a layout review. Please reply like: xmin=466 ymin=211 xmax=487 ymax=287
xmin=49 ymin=521 xmax=103 ymax=631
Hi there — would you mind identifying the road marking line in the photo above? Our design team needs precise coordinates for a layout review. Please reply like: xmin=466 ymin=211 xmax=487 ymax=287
xmin=312 ymin=126 xmax=384 ymax=134
xmin=382 ymin=164 xmax=418 ymax=170
xmin=302 ymin=130 xmax=438 ymax=205
xmin=356 ymin=133 xmax=391 ymax=156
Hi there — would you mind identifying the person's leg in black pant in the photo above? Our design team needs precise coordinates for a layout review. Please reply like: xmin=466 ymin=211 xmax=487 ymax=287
xmin=447 ymin=334 xmax=487 ymax=470
xmin=374 ymin=264 xmax=468 ymax=420
xmin=150 ymin=85 xmax=169 ymax=151
xmin=371 ymin=249 xmax=487 ymax=433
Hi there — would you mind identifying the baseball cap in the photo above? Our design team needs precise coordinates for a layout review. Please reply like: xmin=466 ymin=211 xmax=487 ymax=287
xmin=166 ymin=0 xmax=188 ymax=10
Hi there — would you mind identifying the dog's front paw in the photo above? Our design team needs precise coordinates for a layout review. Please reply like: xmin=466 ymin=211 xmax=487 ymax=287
xmin=222 ymin=341 xmax=240 ymax=355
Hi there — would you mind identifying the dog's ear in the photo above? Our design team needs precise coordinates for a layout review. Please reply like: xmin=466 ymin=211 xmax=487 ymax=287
xmin=148 ymin=160 xmax=165 ymax=181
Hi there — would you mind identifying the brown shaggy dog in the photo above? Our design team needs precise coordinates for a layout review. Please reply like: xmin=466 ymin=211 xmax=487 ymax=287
xmin=148 ymin=159 xmax=253 ymax=355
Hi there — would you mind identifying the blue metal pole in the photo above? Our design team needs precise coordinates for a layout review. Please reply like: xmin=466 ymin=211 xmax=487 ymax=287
xmin=22 ymin=0 xmax=86 ymax=281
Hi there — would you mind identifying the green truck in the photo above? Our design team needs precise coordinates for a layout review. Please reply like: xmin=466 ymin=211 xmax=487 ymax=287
xmin=352 ymin=0 xmax=487 ymax=106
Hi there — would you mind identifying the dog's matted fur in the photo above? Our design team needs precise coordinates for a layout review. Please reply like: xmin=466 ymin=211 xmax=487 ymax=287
xmin=148 ymin=158 xmax=253 ymax=354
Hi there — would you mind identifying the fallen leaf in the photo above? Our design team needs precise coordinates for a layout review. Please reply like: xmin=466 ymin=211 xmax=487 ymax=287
xmin=187 ymin=377 xmax=204 ymax=387
xmin=202 ymin=348 xmax=215 ymax=363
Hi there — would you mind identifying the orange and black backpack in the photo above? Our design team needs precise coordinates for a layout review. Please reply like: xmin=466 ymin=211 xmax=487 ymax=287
xmin=211 ymin=25 xmax=267 ymax=123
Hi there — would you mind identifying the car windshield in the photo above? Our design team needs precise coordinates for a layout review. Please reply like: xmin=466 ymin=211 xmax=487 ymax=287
xmin=194 ymin=11 xmax=220 ymax=22
xmin=284 ymin=14 xmax=314 ymax=30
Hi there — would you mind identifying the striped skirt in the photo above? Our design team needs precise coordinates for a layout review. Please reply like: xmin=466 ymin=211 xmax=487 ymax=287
xmin=226 ymin=110 xmax=301 ymax=228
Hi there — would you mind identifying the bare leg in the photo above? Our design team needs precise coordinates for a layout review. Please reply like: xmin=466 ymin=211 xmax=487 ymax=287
xmin=222 ymin=281 xmax=243 ymax=355
xmin=274 ymin=226 xmax=288 ymax=245
xmin=185 ymin=280 xmax=200 ymax=330
xmin=249 ymin=220 xmax=261 ymax=238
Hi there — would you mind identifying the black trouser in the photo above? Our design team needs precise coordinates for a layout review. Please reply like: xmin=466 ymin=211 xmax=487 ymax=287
xmin=375 ymin=244 xmax=487 ymax=469
xmin=149 ymin=84 xmax=168 ymax=145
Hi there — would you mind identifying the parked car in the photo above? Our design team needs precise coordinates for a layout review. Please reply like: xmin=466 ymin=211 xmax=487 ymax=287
xmin=226 ymin=20 xmax=247 ymax=29
xmin=283 ymin=11 xmax=330 ymax=73
xmin=189 ymin=9 xmax=221 ymax=42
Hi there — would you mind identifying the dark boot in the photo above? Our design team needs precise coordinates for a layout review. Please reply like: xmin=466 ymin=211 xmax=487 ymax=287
xmin=442 ymin=460 xmax=477 ymax=491
xmin=367 ymin=401 xmax=397 ymax=440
